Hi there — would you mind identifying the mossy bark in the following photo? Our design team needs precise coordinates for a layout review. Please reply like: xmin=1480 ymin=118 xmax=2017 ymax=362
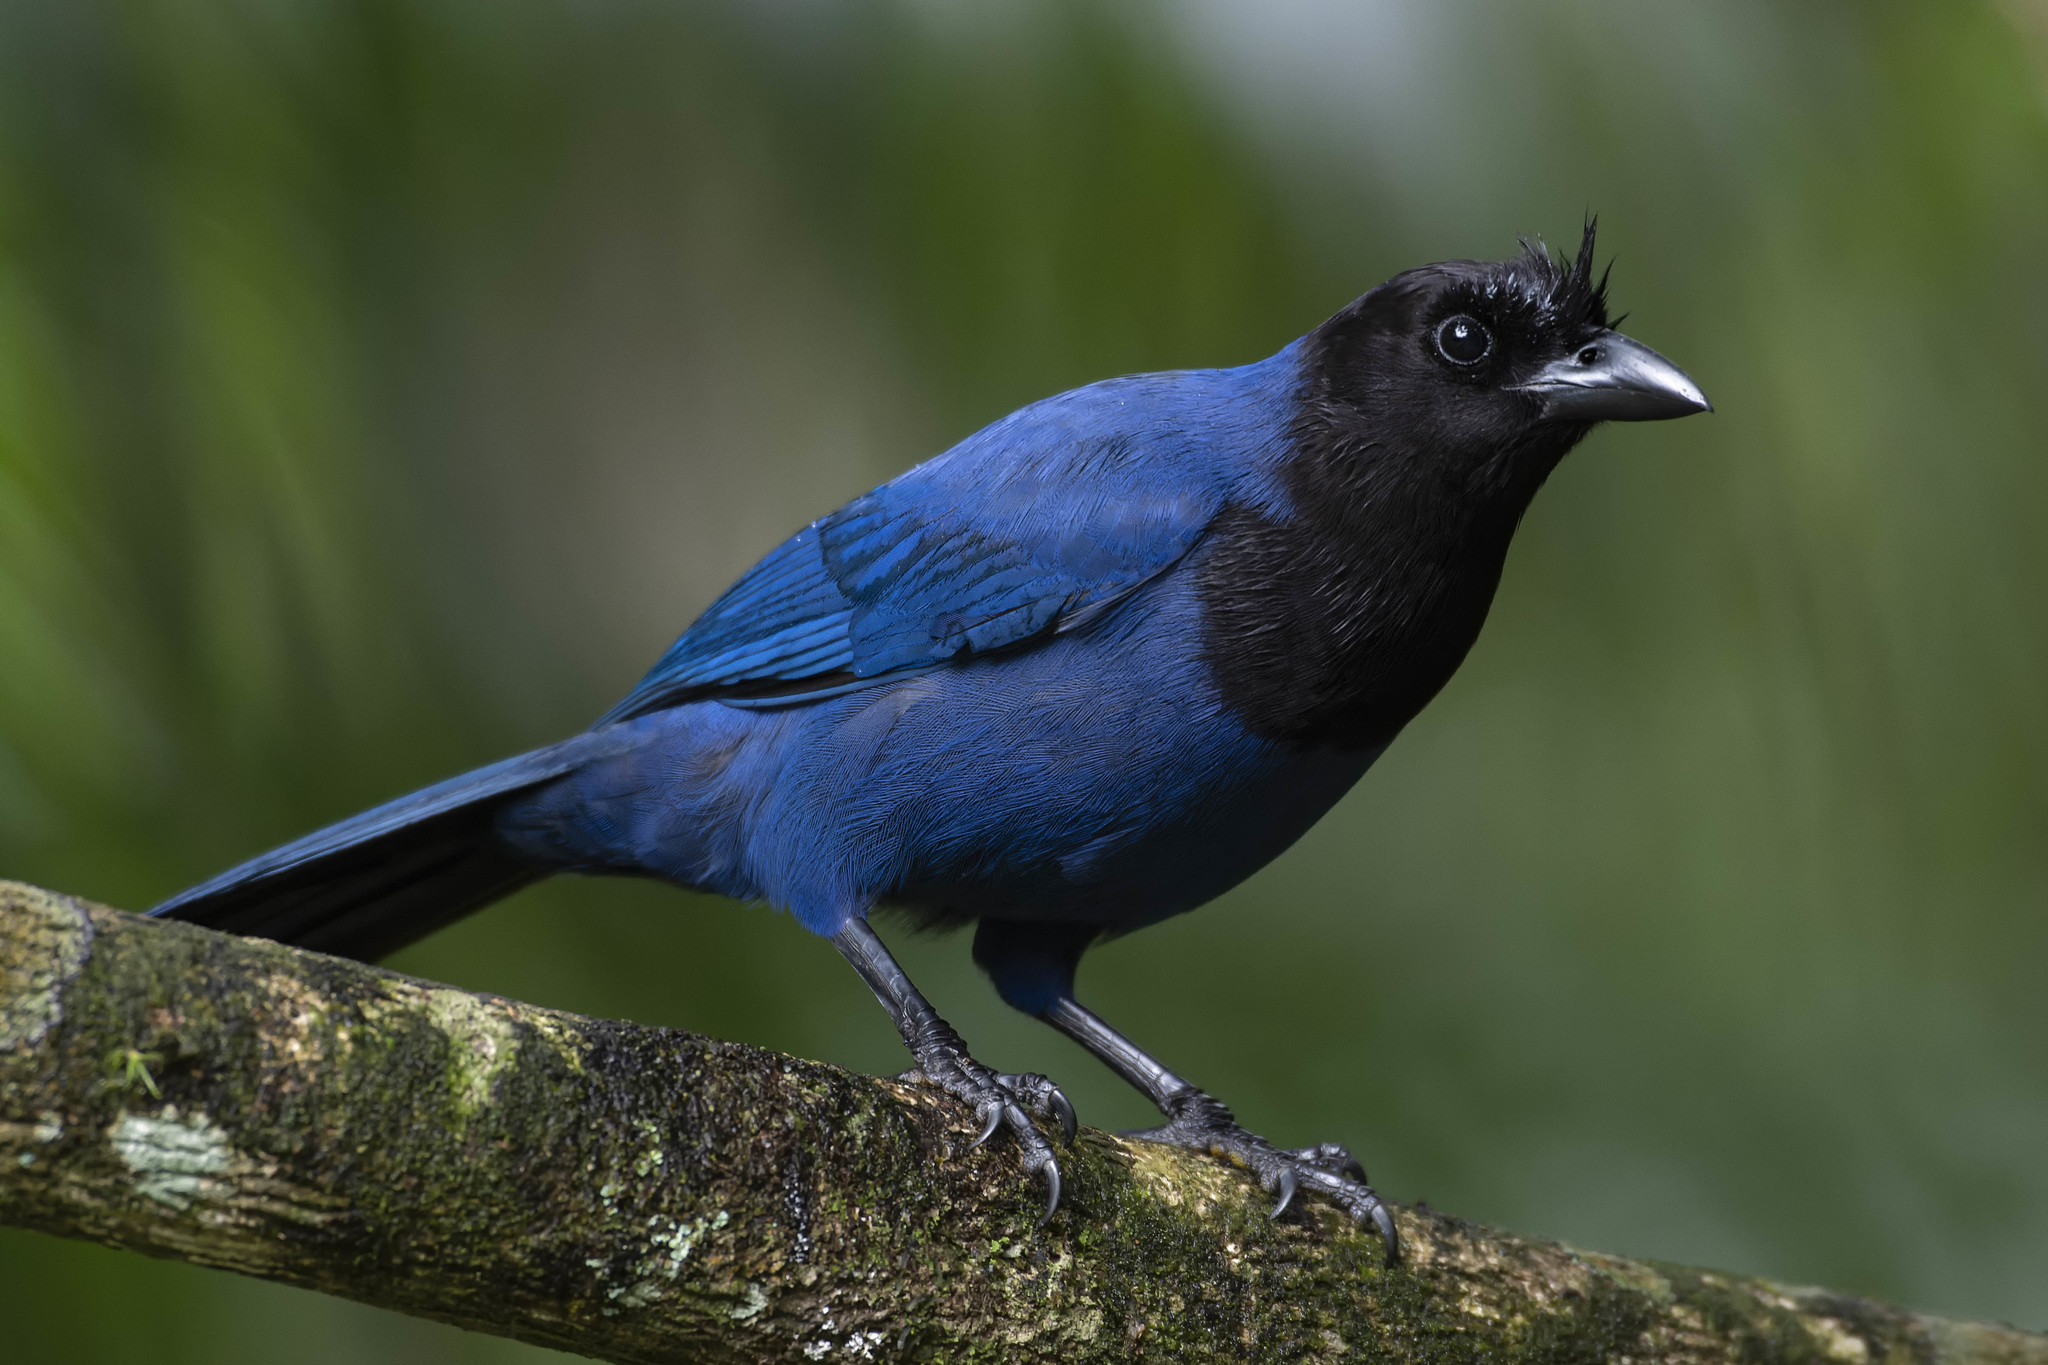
xmin=1 ymin=880 xmax=2042 ymax=1365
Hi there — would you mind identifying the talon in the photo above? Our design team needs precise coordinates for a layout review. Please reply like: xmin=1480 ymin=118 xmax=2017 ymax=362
xmin=1323 ymin=1143 xmax=1367 ymax=1182
xmin=1370 ymin=1201 xmax=1400 ymax=1265
xmin=1036 ymin=1158 xmax=1063 ymax=1228
xmin=1269 ymin=1165 xmax=1299 ymax=1219
xmin=1289 ymin=1142 xmax=1367 ymax=1183
xmin=973 ymin=1104 xmax=1003 ymax=1148
xmin=1049 ymin=1085 xmax=1077 ymax=1145
xmin=997 ymin=1072 xmax=1080 ymax=1145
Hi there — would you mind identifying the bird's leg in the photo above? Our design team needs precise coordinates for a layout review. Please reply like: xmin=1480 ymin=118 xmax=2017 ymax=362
xmin=1042 ymin=994 xmax=1399 ymax=1262
xmin=832 ymin=917 xmax=1072 ymax=1224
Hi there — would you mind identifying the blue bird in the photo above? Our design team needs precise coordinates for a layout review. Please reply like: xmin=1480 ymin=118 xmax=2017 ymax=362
xmin=154 ymin=224 xmax=1709 ymax=1259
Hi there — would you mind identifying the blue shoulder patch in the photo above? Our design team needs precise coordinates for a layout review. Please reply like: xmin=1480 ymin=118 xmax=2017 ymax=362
xmin=597 ymin=358 xmax=1298 ymax=724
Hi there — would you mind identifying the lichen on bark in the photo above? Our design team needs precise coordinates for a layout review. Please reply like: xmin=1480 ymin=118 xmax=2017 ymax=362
xmin=2 ymin=879 xmax=2044 ymax=1365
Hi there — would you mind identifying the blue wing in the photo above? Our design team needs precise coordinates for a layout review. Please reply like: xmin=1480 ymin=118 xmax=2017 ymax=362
xmin=597 ymin=371 xmax=1261 ymax=724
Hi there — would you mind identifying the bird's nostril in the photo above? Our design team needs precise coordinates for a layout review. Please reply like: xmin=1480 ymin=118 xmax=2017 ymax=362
xmin=1576 ymin=346 xmax=1600 ymax=365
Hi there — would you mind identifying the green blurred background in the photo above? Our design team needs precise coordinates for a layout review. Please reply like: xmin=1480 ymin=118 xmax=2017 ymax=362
xmin=3 ymin=0 xmax=2047 ymax=1357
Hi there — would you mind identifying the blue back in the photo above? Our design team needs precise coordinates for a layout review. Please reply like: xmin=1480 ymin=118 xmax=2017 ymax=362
xmin=601 ymin=347 xmax=1304 ymax=720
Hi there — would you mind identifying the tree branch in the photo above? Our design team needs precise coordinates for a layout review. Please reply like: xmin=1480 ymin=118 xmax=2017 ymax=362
xmin=1 ymin=879 xmax=2041 ymax=1365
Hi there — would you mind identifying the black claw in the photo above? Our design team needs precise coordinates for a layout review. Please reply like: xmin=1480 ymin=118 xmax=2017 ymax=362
xmin=1290 ymin=1142 xmax=1367 ymax=1183
xmin=972 ymin=1104 xmax=1002 ymax=1148
xmin=1036 ymin=1159 xmax=1063 ymax=1228
xmin=1371 ymin=1201 xmax=1401 ymax=1265
xmin=1327 ymin=1145 xmax=1367 ymax=1183
xmin=1049 ymin=1086 xmax=1078 ymax=1145
xmin=1121 ymin=1088 xmax=1395 ymax=1252
xmin=1269 ymin=1165 xmax=1299 ymax=1219
xmin=995 ymin=1072 xmax=1078 ymax=1143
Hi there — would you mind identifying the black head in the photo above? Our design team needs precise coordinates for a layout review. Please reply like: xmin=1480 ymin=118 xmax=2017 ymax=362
xmin=1302 ymin=222 xmax=1708 ymax=503
xmin=1197 ymin=225 xmax=1710 ymax=751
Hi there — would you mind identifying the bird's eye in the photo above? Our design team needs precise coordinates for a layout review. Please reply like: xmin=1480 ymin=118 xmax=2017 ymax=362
xmin=1435 ymin=315 xmax=1492 ymax=366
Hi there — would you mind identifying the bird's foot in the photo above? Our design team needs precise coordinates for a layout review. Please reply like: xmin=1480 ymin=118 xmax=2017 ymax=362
xmin=1128 ymin=1089 xmax=1399 ymax=1263
xmin=896 ymin=1045 xmax=1073 ymax=1226
xmin=997 ymin=1071 xmax=1080 ymax=1145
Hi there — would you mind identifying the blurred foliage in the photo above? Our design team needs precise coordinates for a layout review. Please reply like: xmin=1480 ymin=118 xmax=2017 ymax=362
xmin=3 ymin=1 xmax=2047 ymax=1359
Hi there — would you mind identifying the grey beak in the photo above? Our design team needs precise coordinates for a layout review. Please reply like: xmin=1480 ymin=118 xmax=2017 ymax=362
xmin=1512 ymin=330 xmax=1711 ymax=422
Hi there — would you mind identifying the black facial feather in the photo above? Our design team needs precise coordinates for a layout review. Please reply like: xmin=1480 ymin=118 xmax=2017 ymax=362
xmin=1199 ymin=228 xmax=1614 ymax=749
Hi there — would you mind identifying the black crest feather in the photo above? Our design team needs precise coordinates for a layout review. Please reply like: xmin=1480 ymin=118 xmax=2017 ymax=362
xmin=1512 ymin=217 xmax=1610 ymax=330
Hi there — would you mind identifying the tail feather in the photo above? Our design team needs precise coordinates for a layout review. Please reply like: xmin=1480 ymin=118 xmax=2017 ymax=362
xmin=151 ymin=730 xmax=630 ymax=962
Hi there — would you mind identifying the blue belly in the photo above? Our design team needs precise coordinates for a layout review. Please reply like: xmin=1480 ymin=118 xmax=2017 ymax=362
xmin=497 ymin=578 xmax=1380 ymax=937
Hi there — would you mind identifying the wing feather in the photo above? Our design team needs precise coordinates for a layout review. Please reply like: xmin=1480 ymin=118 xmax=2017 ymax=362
xmin=597 ymin=374 xmax=1258 ymax=724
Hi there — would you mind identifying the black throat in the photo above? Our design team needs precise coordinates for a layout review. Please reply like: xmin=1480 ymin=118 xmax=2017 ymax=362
xmin=1197 ymin=336 xmax=1587 ymax=751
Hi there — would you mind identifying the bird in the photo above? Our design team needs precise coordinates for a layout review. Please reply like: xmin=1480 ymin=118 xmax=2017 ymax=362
xmin=152 ymin=221 xmax=1709 ymax=1263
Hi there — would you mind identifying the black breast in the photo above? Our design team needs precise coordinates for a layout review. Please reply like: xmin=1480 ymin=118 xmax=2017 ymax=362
xmin=1197 ymin=507 xmax=1510 ymax=751
xmin=1197 ymin=397 xmax=1558 ymax=752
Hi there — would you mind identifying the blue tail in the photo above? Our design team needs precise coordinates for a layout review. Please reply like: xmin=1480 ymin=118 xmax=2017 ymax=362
xmin=149 ymin=729 xmax=632 ymax=962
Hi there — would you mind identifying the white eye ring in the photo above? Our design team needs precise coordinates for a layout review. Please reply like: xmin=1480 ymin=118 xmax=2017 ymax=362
xmin=1435 ymin=315 xmax=1492 ymax=365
